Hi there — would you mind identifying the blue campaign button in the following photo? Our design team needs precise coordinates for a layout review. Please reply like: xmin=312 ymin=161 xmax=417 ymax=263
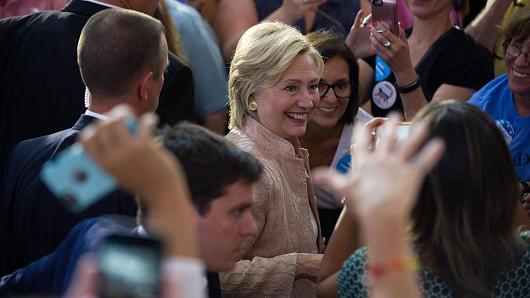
xmin=336 ymin=154 xmax=352 ymax=174
xmin=375 ymin=56 xmax=392 ymax=82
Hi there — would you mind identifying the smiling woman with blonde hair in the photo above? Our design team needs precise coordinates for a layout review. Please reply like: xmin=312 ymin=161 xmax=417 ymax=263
xmin=223 ymin=21 xmax=325 ymax=297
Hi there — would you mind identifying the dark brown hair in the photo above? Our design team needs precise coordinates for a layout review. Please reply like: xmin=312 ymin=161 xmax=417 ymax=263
xmin=306 ymin=30 xmax=359 ymax=124
xmin=78 ymin=9 xmax=166 ymax=99
xmin=412 ymin=102 xmax=524 ymax=296
xmin=161 ymin=123 xmax=263 ymax=215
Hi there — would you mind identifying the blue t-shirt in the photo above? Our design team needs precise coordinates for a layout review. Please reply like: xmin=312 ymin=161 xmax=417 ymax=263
xmin=469 ymin=75 xmax=530 ymax=182
xmin=338 ymin=231 xmax=530 ymax=297
xmin=167 ymin=1 xmax=229 ymax=118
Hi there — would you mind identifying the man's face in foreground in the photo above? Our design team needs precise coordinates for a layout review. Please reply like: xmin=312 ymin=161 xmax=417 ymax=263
xmin=196 ymin=180 xmax=257 ymax=272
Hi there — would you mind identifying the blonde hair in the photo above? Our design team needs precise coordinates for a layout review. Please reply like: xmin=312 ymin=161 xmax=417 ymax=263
xmin=228 ymin=22 xmax=324 ymax=129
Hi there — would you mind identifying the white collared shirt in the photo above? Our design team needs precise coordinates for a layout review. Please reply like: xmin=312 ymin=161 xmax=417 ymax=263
xmin=81 ymin=0 xmax=119 ymax=9
xmin=85 ymin=109 xmax=111 ymax=121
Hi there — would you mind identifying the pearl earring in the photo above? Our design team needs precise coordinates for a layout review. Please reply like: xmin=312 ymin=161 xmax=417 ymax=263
xmin=248 ymin=101 xmax=258 ymax=111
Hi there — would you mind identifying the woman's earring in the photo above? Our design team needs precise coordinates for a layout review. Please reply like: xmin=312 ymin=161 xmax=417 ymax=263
xmin=248 ymin=101 xmax=258 ymax=111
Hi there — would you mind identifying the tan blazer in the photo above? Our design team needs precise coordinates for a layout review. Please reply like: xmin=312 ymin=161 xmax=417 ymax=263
xmin=221 ymin=117 xmax=324 ymax=298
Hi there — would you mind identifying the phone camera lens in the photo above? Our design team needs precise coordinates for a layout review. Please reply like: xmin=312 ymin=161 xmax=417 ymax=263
xmin=74 ymin=170 xmax=88 ymax=183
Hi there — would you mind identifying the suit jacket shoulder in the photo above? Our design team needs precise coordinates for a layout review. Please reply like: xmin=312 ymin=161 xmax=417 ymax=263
xmin=0 ymin=217 xmax=132 ymax=297
xmin=0 ymin=115 xmax=137 ymax=276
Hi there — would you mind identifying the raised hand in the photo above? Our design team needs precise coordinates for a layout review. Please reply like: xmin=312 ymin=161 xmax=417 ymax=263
xmin=370 ymin=25 xmax=417 ymax=86
xmin=79 ymin=105 xmax=182 ymax=200
xmin=313 ymin=114 xmax=444 ymax=222
xmin=80 ymin=104 xmax=197 ymax=258
xmin=345 ymin=10 xmax=375 ymax=59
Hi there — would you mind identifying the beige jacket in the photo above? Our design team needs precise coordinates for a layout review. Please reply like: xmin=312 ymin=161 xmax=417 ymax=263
xmin=222 ymin=117 xmax=324 ymax=298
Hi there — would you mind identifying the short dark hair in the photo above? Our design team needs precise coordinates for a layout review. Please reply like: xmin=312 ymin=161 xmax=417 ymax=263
xmin=306 ymin=30 xmax=359 ymax=124
xmin=161 ymin=123 xmax=263 ymax=215
xmin=502 ymin=5 xmax=530 ymax=51
xmin=77 ymin=9 xmax=166 ymax=99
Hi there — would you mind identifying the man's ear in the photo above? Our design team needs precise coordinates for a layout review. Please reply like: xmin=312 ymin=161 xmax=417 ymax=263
xmin=138 ymin=71 xmax=154 ymax=104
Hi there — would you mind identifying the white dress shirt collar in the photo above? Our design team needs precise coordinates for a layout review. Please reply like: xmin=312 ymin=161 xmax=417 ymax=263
xmin=81 ymin=0 xmax=120 ymax=9
xmin=85 ymin=109 xmax=111 ymax=121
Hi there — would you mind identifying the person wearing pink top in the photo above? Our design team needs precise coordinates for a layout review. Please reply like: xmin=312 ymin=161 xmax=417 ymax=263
xmin=0 ymin=0 xmax=67 ymax=18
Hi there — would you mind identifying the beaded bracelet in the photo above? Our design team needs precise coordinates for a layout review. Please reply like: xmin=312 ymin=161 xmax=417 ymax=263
xmin=364 ymin=256 xmax=420 ymax=285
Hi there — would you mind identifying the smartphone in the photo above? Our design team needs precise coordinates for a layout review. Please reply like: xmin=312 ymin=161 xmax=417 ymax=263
xmin=375 ymin=121 xmax=411 ymax=144
xmin=372 ymin=0 xmax=399 ymax=36
xmin=40 ymin=118 xmax=138 ymax=213
xmin=98 ymin=233 xmax=163 ymax=298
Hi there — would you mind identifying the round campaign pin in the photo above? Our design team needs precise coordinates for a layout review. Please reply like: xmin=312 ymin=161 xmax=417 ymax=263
xmin=372 ymin=81 xmax=397 ymax=110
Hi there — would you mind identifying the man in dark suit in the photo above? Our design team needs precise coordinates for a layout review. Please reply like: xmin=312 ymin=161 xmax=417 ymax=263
xmin=0 ymin=0 xmax=196 ymax=185
xmin=0 ymin=121 xmax=262 ymax=298
xmin=0 ymin=8 xmax=170 ymax=276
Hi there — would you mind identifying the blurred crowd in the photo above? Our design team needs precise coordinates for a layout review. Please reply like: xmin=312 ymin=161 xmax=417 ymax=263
xmin=0 ymin=0 xmax=529 ymax=297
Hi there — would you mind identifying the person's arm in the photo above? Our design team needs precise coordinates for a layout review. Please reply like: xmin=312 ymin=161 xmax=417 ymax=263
xmin=370 ymin=26 xmax=492 ymax=119
xmin=220 ymin=253 xmax=322 ymax=297
xmin=313 ymin=116 xmax=445 ymax=298
xmin=432 ymin=38 xmax=494 ymax=103
xmin=358 ymin=58 xmax=375 ymax=106
xmin=0 ymin=219 xmax=102 ymax=297
xmin=318 ymin=208 xmax=360 ymax=281
xmin=360 ymin=211 xmax=418 ymax=298
xmin=464 ymin=0 xmax=513 ymax=52
xmin=370 ymin=27 xmax=428 ymax=120
xmin=317 ymin=208 xmax=360 ymax=298
xmin=431 ymin=84 xmax=477 ymax=103
xmin=212 ymin=0 xmax=324 ymax=61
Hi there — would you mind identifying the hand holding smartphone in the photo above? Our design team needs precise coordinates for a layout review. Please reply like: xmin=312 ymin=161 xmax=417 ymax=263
xmin=98 ymin=233 xmax=162 ymax=298
xmin=40 ymin=117 xmax=138 ymax=213
xmin=372 ymin=0 xmax=399 ymax=36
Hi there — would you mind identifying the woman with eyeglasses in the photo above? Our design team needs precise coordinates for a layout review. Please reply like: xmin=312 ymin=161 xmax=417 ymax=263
xmin=300 ymin=30 xmax=372 ymax=244
xmin=469 ymin=5 xmax=530 ymax=218
xmin=212 ymin=0 xmax=359 ymax=62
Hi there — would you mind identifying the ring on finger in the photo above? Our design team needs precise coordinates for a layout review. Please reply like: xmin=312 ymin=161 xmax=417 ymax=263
xmin=383 ymin=41 xmax=391 ymax=49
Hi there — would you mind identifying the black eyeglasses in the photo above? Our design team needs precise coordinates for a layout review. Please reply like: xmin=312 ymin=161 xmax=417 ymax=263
xmin=506 ymin=41 xmax=530 ymax=60
xmin=318 ymin=80 xmax=351 ymax=99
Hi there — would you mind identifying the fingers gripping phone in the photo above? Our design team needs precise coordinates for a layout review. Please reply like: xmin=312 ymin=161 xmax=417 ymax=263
xmin=374 ymin=122 xmax=411 ymax=144
xmin=40 ymin=118 xmax=138 ymax=213
xmin=98 ymin=233 xmax=162 ymax=298
xmin=372 ymin=0 xmax=399 ymax=36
